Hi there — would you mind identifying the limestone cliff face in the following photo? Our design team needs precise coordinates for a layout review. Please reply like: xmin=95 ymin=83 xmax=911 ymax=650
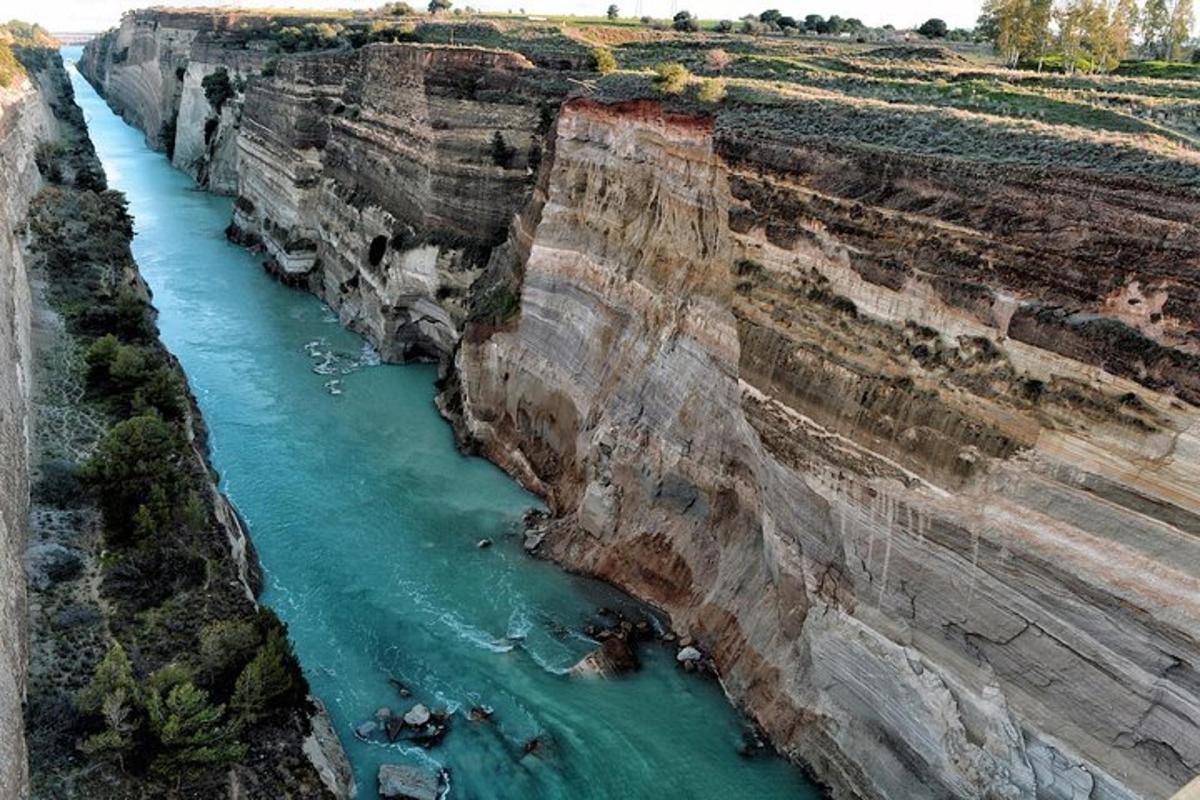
xmin=84 ymin=16 xmax=556 ymax=359
xmin=457 ymin=98 xmax=1200 ymax=800
xmin=77 ymin=18 xmax=1200 ymax=798
xmin=0 ymin=64 xmax=57 ymax=800
xmin=232 ymin=43 xmax=547 ymax=359
xmin=78 ymin=10 xmax=266 ymax=192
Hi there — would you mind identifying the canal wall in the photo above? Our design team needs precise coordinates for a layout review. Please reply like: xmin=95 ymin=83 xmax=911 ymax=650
xmin=80 ymin=13 xmax=1200 ymax=800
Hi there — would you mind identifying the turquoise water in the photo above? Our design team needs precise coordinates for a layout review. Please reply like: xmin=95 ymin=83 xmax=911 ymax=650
xmin=65 ymin=48 xmax=819 ymax=799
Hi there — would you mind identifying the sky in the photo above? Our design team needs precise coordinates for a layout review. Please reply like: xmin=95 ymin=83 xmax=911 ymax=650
xmin=4 ymin=0 xmax=985 ymax=34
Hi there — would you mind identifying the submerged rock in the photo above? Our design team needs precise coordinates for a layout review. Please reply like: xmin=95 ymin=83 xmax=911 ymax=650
xmin=355 ymin=720 xmax=378 ymax=739
xmin=378 ymin=764 xmax=442 ymax=800
xmin=477 ymin=538 xmax=492 ymax=548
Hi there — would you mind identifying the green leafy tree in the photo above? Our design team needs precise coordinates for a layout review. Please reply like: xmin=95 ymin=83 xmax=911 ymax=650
xmin=715 ymin=19 xmax=733 ymax=32
xmin=606 ymin=4 xmax=619 ymax=19
xmin=201 ymin=68 xmax=234 ymax=111
xmin=918 ymin=17 xmax=949 ymax=37
xmin=1167 ymin=0 xmax=1194 ymax=60
xmin=428 ymin=0 xmax=453 ymax=13
xmin=590 ymin=46 xmax=617 ymax=73
xmin=758 ymin=8 xmax=782 ymax=24
xmin=672 ymin=10 xmax=699 ymax=31
xmin=77 ymin=642 xmax=138 ymax=716
xmin=1142 ymin=0 xmax=1172 ymax=57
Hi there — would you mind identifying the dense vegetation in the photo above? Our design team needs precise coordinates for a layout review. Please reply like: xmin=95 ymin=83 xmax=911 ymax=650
xmin=20 ymin=47 xmax=315 ymax=794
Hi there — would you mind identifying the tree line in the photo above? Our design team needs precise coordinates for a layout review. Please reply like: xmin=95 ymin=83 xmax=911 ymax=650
xmin=979 ymin=0 xmax=1195 ymax=70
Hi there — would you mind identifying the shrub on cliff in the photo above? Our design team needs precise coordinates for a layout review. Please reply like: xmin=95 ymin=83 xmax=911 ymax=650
xmin=146 ymin=678 xmax=244 ymax=773
xmin=201 ymin=68 xmax=234 ymax=112
xmin=491 ymin=131 xmax=516 ymax=168
xmin=698 ymin=77 xmax=727 ymax=103
xmin=652 ymin=62 xmax=690 ymax=94
xmin=230 ymin=613 xmax=305 ymax=724
xmin=83 ymin=413 xmax=185 ymax=543
xmin=591 ymin=46 xmax=617 ymax=74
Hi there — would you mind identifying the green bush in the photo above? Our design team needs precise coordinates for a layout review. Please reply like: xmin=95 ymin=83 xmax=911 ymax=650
xmin=698 ymin=77 xmax=726 ymax=103
xmin=591 ymin=46 xmax=617 ymax=74
xmin=653 ymin=62 xmax=690 ymax=94
xmin=201 ymin=68 xmax=235 ymax=112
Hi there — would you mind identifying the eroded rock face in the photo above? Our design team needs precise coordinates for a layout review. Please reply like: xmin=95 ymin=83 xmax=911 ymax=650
xmin=457 ymin=98 xmax=1200 ymax=799
xmin=78 ymin=17 xmax=1200 ymax=797
xmin=0 ymin=67 xmax=57 ymax=800
xmin=231 ymin=43 xmax=552 ymax=360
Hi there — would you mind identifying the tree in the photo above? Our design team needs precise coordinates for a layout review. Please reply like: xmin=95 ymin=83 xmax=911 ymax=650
xmin=826 ymin=14 xmax=845 ymax=34
xmin=146 ymin=681 xmax=244 ymax=772
xmin=77 ymin=642 xmax=140 ymax=768
xmin=672 ymin=10 xmax=700 ymax=31
xmin=979 ymin=0 xmax=1053 ymax=68
xmin=918 ymin=17 xmax=949 ymax=37
xmin=652 ymin=62 xmax=690 ymax=93
xmin=382 ymin=2 xmax=416 ymax=14
xmin=82 ymin=413 xmax=183 ymax=543
xmin=758 ymin=8 xmax=782 ymax=24
xmin=490 ymin=131 xmax=515 ymax=168
xmin=199 ymin=619 xmax=261 ymax=681
xmin=590 ymin=45 xmax=617 ymax=73
xmin=715 ymin=19 xmax=734 ymax=32
xmin=230 ymin=628 xmax=297 ymax=724
xmin=606 ymin=3 xmax=619 ymax=19
xmin=1142 ymin=0 xmax=1172 ymax=57
xmin=428 ymin=0 xmax=453 ymax=13
xmin=201 ymin=68 xmax=234 ymax=111
xmin=740 ymin=14 xmax=766 ymax=33
xmin=1168 ymin=0 xmax=1194 ymax=60
xmin=803 ymin=14 xmax=826 ymax=32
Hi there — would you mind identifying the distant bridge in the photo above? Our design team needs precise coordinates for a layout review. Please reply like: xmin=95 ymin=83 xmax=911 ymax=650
xmin=52 ymin=33 xmax=98 ymax=45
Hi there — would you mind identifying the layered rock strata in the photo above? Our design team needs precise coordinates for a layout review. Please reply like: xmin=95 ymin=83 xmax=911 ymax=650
xmin=81 ymin=16 xmax=1200 ymax=799
xmin=457 ymin=97 xmax=1200 ymax=800
xmin=0 ymin=58 xmax=57 ymax=800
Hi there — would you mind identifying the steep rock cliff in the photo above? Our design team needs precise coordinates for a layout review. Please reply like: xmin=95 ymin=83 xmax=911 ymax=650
xmin=78 ymin=16 xmax=1200 ymax=799
xmin=0 ymin=61 xmax=58 ymax=800
xmin=456 ymin=97 xmax=1200 ymax=800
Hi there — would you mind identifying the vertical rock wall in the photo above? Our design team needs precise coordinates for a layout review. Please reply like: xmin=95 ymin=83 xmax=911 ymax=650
xmin=457 ymin=98 xmax=1200 ymax=800
xmin=0 ymin=68 xmax=56 ymax=800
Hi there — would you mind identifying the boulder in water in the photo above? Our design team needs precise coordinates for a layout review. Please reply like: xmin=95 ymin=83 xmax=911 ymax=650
xmin=378 ymin=764 xmax=442 ymax=800
xmin=676 ymin=645 xmax=703 ymax=663
xmin=355 ymin=721 xmax=378 ymax=739
xmin=570 ymin=636 xmax=639 ymax=677
xmin=375 ymin=706 xmax=393 ymax=722
xmin=477 ymin=538 xmax=492 ymax=548
xmin=403 ymin=703 xmax=431 ymax=726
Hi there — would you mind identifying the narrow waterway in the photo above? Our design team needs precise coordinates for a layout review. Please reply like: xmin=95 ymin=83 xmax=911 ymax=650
xmin=66 ymin=48 xmax=820 ymax=799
